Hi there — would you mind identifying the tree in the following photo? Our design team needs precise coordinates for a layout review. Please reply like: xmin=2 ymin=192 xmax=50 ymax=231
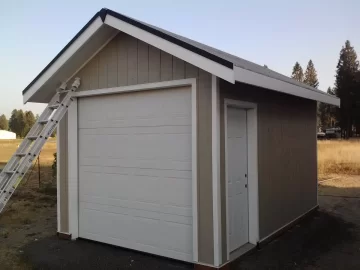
xmin=291 ymin=62 xmax=304 ymax=82
xmin=335 ymin=40 xmax=359 ymax=138
xmin=9 ymin=109 xmax=26 ymax=138
xmin=304 ymin=60 xmax=319 ymax=88
xmin=318 ymin=87 xmax=337 ymax=129
xmin=24 ymin=111 xmax=36 ymax=137
xmin=0 ymin=114 xmax=8 ymax=130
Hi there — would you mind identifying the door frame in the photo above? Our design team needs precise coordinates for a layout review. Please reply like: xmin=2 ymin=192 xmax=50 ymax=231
xmin=65 ymin=78 xmax=199 ymax=262
xmin=224 ymin=99 xmax=259 ymax=260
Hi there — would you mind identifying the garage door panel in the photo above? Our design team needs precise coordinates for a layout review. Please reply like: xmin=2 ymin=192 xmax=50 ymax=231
xmin=80 ymin=158 xmax=191 ymax=171
xmin=80 ymin=208 xmax=192 ymax=255
xmin=78 ymin=87 xmax=193 ymax=262
xmin=78 ymin=89 xmax=191 ymax=129
xmin=79 ymin=171 xmax=192 ymax=212
xmin=79 ymin=133 xmax=191 ymax=161
xmin=80 ymin=195 xmax=193 ymax=218
xmin=79 ymin=115 xmax=190 ymax=129
xmin=80 ymin=202 xmax=193 ymax=225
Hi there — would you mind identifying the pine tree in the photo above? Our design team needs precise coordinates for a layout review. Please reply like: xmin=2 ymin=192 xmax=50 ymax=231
xmin=24 ymin=111 xmax=36 ymax=137
xmin=304 ymin=60 xmax=319 ymax=88
xmin=9 ymin=109 xmax=26 ymax=138
xmin=319 ymin=87 xmax=337 ymax=129
xmin=291 ymin=62 xmax=304 ymax=82
xmin=0 ymin=114 xmax=8 ymax=130
xmin=335 ymin=40 xmax=359 ymax=138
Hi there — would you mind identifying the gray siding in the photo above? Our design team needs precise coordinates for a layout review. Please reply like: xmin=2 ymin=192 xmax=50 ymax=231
xmin=219 ymin=80 xmax=317 ymax=263
xmin=59 ymin=31 xmax=214 ymax=265
xmin=58 ymin=113 xmax=68 ymax=233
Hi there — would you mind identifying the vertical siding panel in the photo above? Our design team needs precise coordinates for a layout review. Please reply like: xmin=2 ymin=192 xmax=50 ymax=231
xmin=172 ymin=57 xmax=185 ymax=80
xmin=59 ymin=113 xmax=68 ymax=232
xmin=137 ymin=40 xmax=149 ymax=84
xmin=127 ymin=35 xmax=138 ymax=85
xmin=197 ymin=69 xmax=214 ymax=265
xmin=117 ymin=33 xmax=128 ymax=86
xmin=88 ymin=55 xmax=99 ymax=90
xmin=107 ymin=39 xmax=118 ymax=88
xmin=160 ymin=51 xmax=173 ymax=81
xmin=185 ymin=62 xmax=199 ymax=78
xmin=98 ymin=48 xmax=108 ymax=89
xmin=148 ymin=46 xmax=161 ymax=82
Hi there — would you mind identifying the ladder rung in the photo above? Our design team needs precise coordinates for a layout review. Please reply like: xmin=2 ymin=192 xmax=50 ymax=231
xmin=27 ymin=136 xmax=38 ymax=140
xmin=49 ymin=104 xmax=60 ymax=109
xmin=39 ymin=120 xmax=49 ymax=124
xmin=15 ymin=153 xmax=27 ymax=157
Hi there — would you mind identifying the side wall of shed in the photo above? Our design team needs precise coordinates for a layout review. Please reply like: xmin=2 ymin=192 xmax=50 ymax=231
xmin=58 ymin=31 xmax=215 ymax=265
xmin=219 ymin=80 xmax=318 ymax=262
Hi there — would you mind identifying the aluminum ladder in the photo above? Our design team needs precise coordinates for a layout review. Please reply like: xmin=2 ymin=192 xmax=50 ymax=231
xmin=0 ymin=77 xmax=81 ymax=214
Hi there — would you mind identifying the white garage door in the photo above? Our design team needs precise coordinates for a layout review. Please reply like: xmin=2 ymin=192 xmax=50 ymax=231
xmin=78 ymin=86 xmax=193 ymax=262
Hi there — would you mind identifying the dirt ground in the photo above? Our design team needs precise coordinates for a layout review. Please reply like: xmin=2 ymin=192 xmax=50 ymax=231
xmin=0 ymin=139 xmax=57 ymax=270
xmin=0 ymin=175 xmax=354 ymax=270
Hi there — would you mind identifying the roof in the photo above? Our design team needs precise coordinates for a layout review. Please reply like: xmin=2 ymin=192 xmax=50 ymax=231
xmin=22 ymin=8 xmax=340 ymax=106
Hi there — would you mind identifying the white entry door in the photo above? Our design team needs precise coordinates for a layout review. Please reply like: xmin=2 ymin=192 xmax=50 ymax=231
xmin=226 ymin=107 xmax=249 ymax=252
xmin=77 ymin=86 xmax=193 ymax=262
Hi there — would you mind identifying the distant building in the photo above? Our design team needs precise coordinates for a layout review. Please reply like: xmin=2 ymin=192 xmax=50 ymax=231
xmin=0 ymin=130 xmax=16 ymax=139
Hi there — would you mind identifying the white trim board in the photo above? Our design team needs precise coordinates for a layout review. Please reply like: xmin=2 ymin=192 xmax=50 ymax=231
xmin=234 ymin=66 xmax=340 ymax=106
xmin=23 ymin=17 xmax=104 ymax=103
xmin=224 ymin=99 xmax=259 ymax=262
xmin=211 ymin=75 xmax=222 ymax=266
xmin=67 ymin=99 xmax=79 ymax=239
xmin=56 ymin=125 xmax=61 ymax=232
xmin=67 ymin=79 xmax=199 ymax=262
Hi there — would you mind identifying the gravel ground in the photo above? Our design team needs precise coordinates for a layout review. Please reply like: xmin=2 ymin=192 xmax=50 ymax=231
xmin=22 ymin=176 xmax=360 ymax=270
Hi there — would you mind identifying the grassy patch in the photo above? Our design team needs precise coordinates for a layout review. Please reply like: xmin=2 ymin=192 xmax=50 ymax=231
xmin=318 ymin=140 xmax=360 ymax=177
xmin=0 ymin=139 xmax=57 ymax=269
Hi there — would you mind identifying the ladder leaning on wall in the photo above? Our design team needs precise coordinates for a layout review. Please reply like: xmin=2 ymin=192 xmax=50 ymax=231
xmin=0 ymin=77 xmax=81 ymax=214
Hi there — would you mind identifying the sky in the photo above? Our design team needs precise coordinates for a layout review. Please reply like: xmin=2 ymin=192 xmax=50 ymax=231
xmin=0 ymin=0 xmax=359 ymax=117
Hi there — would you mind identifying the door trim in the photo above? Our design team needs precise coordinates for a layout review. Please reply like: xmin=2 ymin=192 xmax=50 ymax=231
xmin=67 ymin=79 xmax=199 ymax=262
xmin=224 ymin=99 xmax=259 ymax=261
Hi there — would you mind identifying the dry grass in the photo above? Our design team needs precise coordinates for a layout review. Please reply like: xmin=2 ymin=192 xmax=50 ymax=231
xmin=318 ymin=139 xmax=360 ymax=178
xmin=0 ymin=139 xmax=57 ymax=269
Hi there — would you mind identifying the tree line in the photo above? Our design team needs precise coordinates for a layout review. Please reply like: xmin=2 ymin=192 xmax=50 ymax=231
xmin=0 ymin=110 xmax=38 ymax=138
xmin=291 ymin=40 xmax=360 ymax=139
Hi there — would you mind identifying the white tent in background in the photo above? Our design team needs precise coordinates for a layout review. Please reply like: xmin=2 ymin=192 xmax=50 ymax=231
xmin=0 ymin=130 xmax=16 ymax=139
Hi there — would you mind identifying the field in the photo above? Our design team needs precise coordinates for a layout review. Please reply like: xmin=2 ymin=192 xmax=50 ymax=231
xmin=0 ymin=139 xmax=57 ymax=269
xmin=318 ymin=139 xmax=360 ymax=179
xmin=0 ymin=139 xmax=359 ymax=269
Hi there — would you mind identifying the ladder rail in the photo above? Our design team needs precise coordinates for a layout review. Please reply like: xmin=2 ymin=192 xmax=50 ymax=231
xmin=0 ymin=78 xmax=80 ymax=213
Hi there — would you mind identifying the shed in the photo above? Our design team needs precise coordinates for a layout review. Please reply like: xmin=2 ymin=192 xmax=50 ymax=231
xmin=0 ymin=130 xmax=16 ymax=140
xmin=22 ymin=8 xmax=339 ymax=269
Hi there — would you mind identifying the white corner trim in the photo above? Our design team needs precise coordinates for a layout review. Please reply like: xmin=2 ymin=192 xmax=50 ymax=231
xmin=224 ymin=99 xmax=259 ymax=261
xmin=23 ymin=17 xmax=104 ymax=104
xmin=212 ymin=75 xmax=222 ymax=266
xmin=56 ymin=125 xmax=61 ymax=232
xmin=104 ymin=14 xmax=235 ymax=84
xmin=73 ymin=79 xmax=197 ymax=98
xmin=191 ymin=80 xmax=199 ymax=262
xmin=234 ymin=66 xmax=340 ymax=106
xmin=68 ymin=99 xmax=79 ymax=239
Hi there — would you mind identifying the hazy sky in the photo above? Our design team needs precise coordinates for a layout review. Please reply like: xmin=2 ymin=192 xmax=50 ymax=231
xmin=1 ymin=0 xmax=359 ymax=117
